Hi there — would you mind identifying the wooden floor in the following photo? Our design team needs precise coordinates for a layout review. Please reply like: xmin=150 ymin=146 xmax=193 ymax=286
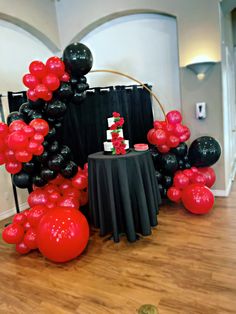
xmin=1 ymin=184 xmax=236 ymax=314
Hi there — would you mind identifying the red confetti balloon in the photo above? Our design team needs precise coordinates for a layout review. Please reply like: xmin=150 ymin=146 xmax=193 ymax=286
xmin=182 ymin=184 xmax=214 ymax=214
xmin=28 ymin=190 xmax=49 ymax=207
xmin=37 ymin=207 xmax=89 ymax=263
xmin=2 ymin=223 xmax=24 ymax=244
xmin=57 ymin=196 xmax=79 ymax=209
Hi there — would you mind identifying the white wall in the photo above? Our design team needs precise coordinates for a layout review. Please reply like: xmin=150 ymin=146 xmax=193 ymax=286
xmin=82 ymin=14 xmax=181 ymax=119
xmin=0 ymin=20 xmax=54 ymax=217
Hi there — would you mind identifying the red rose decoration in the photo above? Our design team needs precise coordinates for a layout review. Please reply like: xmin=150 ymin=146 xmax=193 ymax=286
xmin=113 ymin=112 xmax=120 ymax=118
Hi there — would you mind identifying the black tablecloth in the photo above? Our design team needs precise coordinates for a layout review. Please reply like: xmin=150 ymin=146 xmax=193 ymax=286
xmin=88 ymin=149 xmax=161 ymax=242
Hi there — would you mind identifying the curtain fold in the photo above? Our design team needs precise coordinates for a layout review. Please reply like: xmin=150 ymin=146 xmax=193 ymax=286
xmin=62 ymin=84 xmax=153 ymax=166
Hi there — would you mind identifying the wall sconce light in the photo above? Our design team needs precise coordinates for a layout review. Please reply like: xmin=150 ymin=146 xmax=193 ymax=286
xmin=186 ymin=61 xmax=216 ymax=80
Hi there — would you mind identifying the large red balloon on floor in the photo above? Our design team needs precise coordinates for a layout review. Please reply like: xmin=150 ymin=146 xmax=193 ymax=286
xmin=37 ymin=207 xmax=89 ymax=263
xmin=182 ymin=184 xmax=214 ymax=214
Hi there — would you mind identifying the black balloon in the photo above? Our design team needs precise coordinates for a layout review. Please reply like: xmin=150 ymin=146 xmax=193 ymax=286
xmin=184 ymin=162 xmax=191 ymax=169
xmin=36 ymin=150 xmax=50 ymax=164
xmin=63 ymin=42 xmax=93 ymax=77
xmin=150 ymin=147 xmax=162 ymax=170
xmin=72 ymin=91 xmax=86 ymax=105
xmin=61 ymin=161 xmax=78 ymax=178
xmin=7 ymin=112 xmax=25 ymax=125
xmin=55 ymin=82 xmax=73 ymax=101
xmin=178 ymin=159 xmax=185 ymax=170
xmin=45 ymin=100 xmax=67 ymax=118
xmin=54 ymin=121 xmax=63 ymax=129
xmin=28 ymin=99 xmax=45 ymax=109
xmin=171 ymin=142 xmax=188 ymax=157
xmin=48 ymin=154 xmax=65 ymax=171
xmin=19 ymin=102 xmax=31 ymax=118
xmin=41 ymin=168 xmax=57 ymax=181
xmin=161 ymin=154 xmax=178 ymax=174
xmin=60 ymin=145 xmax=71 ymax=160
xmin=28 ymin=109 xmax=44 ymax=121
xmin=32 ymin=175 xmax=47 ymax=187
xmin=78 ymin=76 xmax=87 ymax=84
xmin=188 ymin=136 xmax=221 ymax=167
xmin=76 ymin=83 xmax=89 ymax=93
xmin=48 ymin=141 xmax=60 ymax=154
xmin=155 ymin=170 xmax=163 ymax=182
xmin=22 ymin=161 xmax=37 ymax=174
xmin=12 ymin=171 xmax=32 ymax=189
xmin=162 ymin=175 xmax=173 ymax=189
xmin=45 ymin=127 xmax=57 ymax=142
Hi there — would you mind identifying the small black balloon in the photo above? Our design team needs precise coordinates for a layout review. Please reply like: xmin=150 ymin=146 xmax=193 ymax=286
xmin=28 ymin=110 xmax=44 ymax=121
xmin=150 ymin=147 xmax=162 ymax=170
xmin=28 ymin=99 xmax=45 ymax=109
xmin=171 ymin=142 xmax=188 ymax=157
xmin=61 ymin=161 xmax=78 ymax=178
xmin=60 ymin=145 xmax=71 ymax=160
xmin=41 ymin=168 xmax=57 ymax=181
xmin=48 ymin=141 xmax=60 ymax=154
xmin=32 ymin=175 xmax=47 ymax=187
xmin=42 ymin=140 xmax=49 ymax=149
xmin=155 ymin=170 xmax=163 ymax=182
xmin=161 ymin=154 xmax=178 ymax=174
xmin=55 ymin=82 xmax=73 ymax=101
xmin=12 ymin=171 xmax=32 ymax=189
xmin=45 ymin=127 xmax=57 ymax=142
xmin=78 ymin=76 xmax=87 ymax=84
xmin=63 ymin=42 xmax=93 ymax=77
xmin=178 ymin=159 xmax=185 ymax=170
xmin=54 ymin=121 xmax=63 ymax=129
xmin=72 ymin=91 xmax=86 ymax=105
xmin=7 ymin=112 xmax=25 ymax=125
xmin=22 ymin=161 xmax=37 ymax=174
xmin=36 ymin=150 xmax=50 ymax=164
xmin=45 ymin=100 xmax=67 ymax=118
xmin=184 ymin=162 xmax=191 ymax=169
xmin=188 ymin=136 xmax=221 ymax=167
xmin=48 ymin=154 xmax=66 ymax=171
xmin=76 ymin=83 xmax=89 ymax=93
xmin=19 ymin=102 xmax=31 ymax=117
xmin=162 ymin=175 xmax=173 ymax=189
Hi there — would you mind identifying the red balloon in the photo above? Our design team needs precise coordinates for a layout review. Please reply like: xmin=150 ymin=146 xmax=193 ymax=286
xmin=49 ymin=191 xmax=61 ymax=202
xmin=165 ymin=123 xmax=175 ymax=134
xmin=166 ymin=135 xmax=180 ymax=148
xmin=27 ymin=140 xmax=40 ymax=154
xmin=167 ymin=187 xmax=182 ymax=202
xmin=46 ymin=202 xmax=56 ymax=209
xmin=153 ymin=120 xmax=165 ymax=130
xmin=44 ymin=184 xmax=60 ymax=194
xmin=5 ymin=161 xmax=22 ymax=174
xmin=23 ymin=221 xmax=32 ymax=231
xmin=28 ymin=190 xmax=49 ymax=207
xmin=197 ymin=167 xmax=216 ymax=188
xmin=15 ymin=242 xmax=31 ymax=254
xmin=60 ymin=72 xmax=70 ymax=82
xmin=191 ymin=167 xmax=198 ymax=173
xmin=64 ymin=187 xmax=81 ymax=199
xmin=23 ymin=125 xmax=35 ymax=138
xmin=166 ymin=110 xmax=182 ymax=125
xmin=43 ymin=91 xmax=53 ymax=101
xmin=0 ymin=122 xmax=8 ymax=137
xmin=50 ymin=173 xmax=65 ymax=185
xmin=27 ymin=205 xmax=48 ymax=227
xmin=9 ymin=120 xmax=26 ymax=133
xmin=13 ymin=213 xmax=27 ymax=225
xmin=24 ymin=228 xmax=38 ymax=249
xmin=5 ymin=149 xmax=17 ymax=162
xmin=34 ymin=145 xmax=44 ymax=156
xmin=79 ymin=190 xmax=89 ymax=206
xmin=57 ymin=196 xmax=79 ymax=209
xmin=2 ymin=223 xmax=24 ymax=244
xmin=29 ymin=61 xmax=46 ymax=79
xmin=183 ymin=169 xmax=194 ymax=180
xmin=59 ymin=180 xmax=72 ymax=191
xmin=71 ymin=174 xmax=88 ymax=190
xmin=191 ymin=173 xmax=207 ymax=186
xmin=27 ymin=89 xmax=38 ymax=102
xmin=8 ymin=131 xmax=28 ymax=150
xmin=15 ymin=150 xmax=33 ymax=163
xmin=46 ymin=57 xmax=65 ymax=77
xmin=147 ymin=128 xmax=156 ymax=145
xmin=173 ymin=173 xmax=190 ymax=189
xmin=174 ymin=123 xmax=186 ymax=136
xmin=37 ymin=207 xmax=89 ymax=263
xmin=34 ymin=84 xmax=49 ymax=99
xmin=157 ymin=144 xmax=170 ymax=153
xmin=182 ymin=184 xmax=214 ymax=214
xmin=152 ymin=129 xmax=167 ymax=146
xmin=23 ymin=73 xmax=39 ymax=89
xmin=32 ymin=133 xmax=44 ymax=144
xmin=42 ymin=74 xmax=60 ymax=91
xmin=29 ymin=119 xmax=49 ymax=136
xmin=0 ymin=152 xmax=6 ymax=165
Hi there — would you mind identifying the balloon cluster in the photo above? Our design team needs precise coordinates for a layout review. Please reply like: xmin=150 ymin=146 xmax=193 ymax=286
xmin=2 ymin=42 xmax=94 ymax=262
xmin=167 ymin=167 xmax=215 ymax=214
xmin=23 ymin=57 xmax=69 ymax=102
xmin=147 ymin=110 xmax=190 ymax=153
xmin=0 ymin=119 xmax=49 ymax=176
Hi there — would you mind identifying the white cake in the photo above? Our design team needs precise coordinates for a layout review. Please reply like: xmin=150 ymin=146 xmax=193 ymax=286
xmin=103 ymin=114 xmax=129 ymax=154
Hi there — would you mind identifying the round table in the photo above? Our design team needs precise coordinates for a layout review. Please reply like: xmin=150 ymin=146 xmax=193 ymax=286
xmin=88 ymin=149 xmax=161 ymax=242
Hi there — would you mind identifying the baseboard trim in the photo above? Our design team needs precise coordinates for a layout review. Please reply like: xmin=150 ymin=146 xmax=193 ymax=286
xmin=0 ymin=202 xmax=29 ymax=221
xmin=212 ymin=179 xmax=232 ymax=197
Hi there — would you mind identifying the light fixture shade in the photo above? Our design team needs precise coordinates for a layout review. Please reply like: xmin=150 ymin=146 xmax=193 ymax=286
xmin=186 ymin=61 xmax=216 ymax=79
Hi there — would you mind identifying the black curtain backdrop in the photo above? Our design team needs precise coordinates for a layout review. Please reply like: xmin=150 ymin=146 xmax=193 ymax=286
xmin=62 ymin=85 xmax=154 ymax=167
xmin=8 ymin=92 xmax=27 ymax=113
